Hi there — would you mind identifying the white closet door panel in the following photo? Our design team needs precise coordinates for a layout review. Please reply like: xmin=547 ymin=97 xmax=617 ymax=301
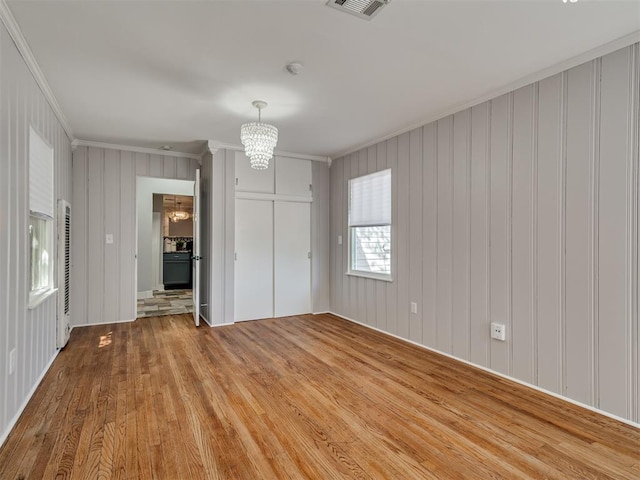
xmin=275 ymin=157 xmax=312 ymax=197
xmin=235 ymin=199 xmax=273 ymax=321
xmin=274 ymin=201 xmax=311 ymax=317
xmin=235 ymin=151 xmax=274 ymax=193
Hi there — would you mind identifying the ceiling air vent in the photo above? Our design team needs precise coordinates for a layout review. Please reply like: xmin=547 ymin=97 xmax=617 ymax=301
xmin=326 ymin=0 xmax=390 ymax=21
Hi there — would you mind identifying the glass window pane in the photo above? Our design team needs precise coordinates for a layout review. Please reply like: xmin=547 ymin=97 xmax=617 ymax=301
xmin=30 ymin=215 xmax=52 ymax=293
xmin=351 ymin=225 xmax=391 ymax=275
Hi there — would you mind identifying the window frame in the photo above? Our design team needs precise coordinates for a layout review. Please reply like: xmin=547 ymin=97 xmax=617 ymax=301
xmin=28 ymin=126 xmax=56 ymax=309
xmin=346 ymin=169 xmax=392 ymax=282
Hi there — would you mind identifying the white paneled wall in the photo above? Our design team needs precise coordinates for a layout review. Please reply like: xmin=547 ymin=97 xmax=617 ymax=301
xmin=330 ymin=44 xmax=640 ymax=423
xmin=0 ymin=24 xmax=72 ymax=444
xmin=72 ymin=146 xmax=199 ymax=326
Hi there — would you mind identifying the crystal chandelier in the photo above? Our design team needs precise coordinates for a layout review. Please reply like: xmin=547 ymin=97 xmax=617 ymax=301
xmin=169 ymin=201 xmax=189 ymax=222
xmin=240 ymin=100 xmax=278 ymax=170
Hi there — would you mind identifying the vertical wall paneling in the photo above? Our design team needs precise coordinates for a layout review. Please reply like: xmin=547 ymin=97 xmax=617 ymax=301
xmin=469 ymin=103 xmax=491 ymax=367
xmin=409 ymin=128 xmax=423 ymax=344
xmin=223 ymin=151 xmax=235 ymax=324
xmin=386 ymin=138 xmax=398 ymax=335
xmin=436 ymin=117 xmax=454 ymax=353
xmin=327 ymin=43 xmax=639 ymax=423
xmin=311 ymin=161 xmax=330 ymax=313
xmin=564 ymin=61 xmax=595 ymax=405
xmin=72 ymin=146 xmax=88 ymax=329
xmin=452 ymin=110 xmax=471 ymax=359
xmin=103 ymin=149 xmax=120 ymax=324
xmin=598 ymin=47 xmax=631 ymax=418
xmin=376 ymin=142 xmax=388 ymax=331
xmin=0 ymin=22 xmax=72 ymax=445
xmin=331 ymin=157 xmax=343 ymax=315
xmin=71 ymin=146 xmax=197 ymax=326
xmin=511 ymin=85 xmax=536 ymax=383
xmin=489 ymin=94 xmax=511 ymax=375
xmin=633 ymin=43 xmax=640 ymax=424
xmin=396 ymin=132 xmax=411 ymax=339
xmin=119 ymin=151 xmax=135 ymax=321
xmin=87 ymin=147 xmax=105 ymax=325
xmin=422 ymin=123 xmax=437 ymax=348
xmin=536 ymin=73 xmax=564 ymax=394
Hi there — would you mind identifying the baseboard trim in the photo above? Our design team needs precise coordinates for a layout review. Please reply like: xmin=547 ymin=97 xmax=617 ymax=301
xmin=328 ymin=311 xmax=640 ymax=429
xmin=72 ymin=318 xmax=136 ymax=328
xmin=0 ymin=349 xmax=59 ymax=448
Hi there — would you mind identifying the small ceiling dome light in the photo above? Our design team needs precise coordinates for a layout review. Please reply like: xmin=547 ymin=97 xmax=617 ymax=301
xmin=286 ymin=62 xmax=304 ymax=75
xmin=161 ymin=145 xmax=172 ymax=151
xmin=240 ymin=100 xmax=278 ymax=170
xmin=562 ymin=0 xmax=578 ymax=3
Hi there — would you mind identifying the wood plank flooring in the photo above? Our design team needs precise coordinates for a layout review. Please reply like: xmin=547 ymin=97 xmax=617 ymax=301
xmin=0 ymin=313 xmax=638 ymax=479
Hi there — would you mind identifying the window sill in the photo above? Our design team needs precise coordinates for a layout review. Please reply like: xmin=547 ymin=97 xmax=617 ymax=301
xmin=346 ymin=271 xmax=393 ymax=282
xmin=28 ymin=288 xmax=57 ymax=309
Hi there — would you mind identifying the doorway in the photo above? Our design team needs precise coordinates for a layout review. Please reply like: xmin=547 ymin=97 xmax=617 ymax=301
xmin=135 ymin=177 xmax=195 ymax=319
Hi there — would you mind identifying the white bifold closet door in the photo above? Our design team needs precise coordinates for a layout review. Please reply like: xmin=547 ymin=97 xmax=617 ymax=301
xmin=274 ymin=201 xmax=311 ymax=317
xmin=235 ymin=199 xmax=273 ymax=321
xmin=234 ymin=199 xmax=311 ymax=321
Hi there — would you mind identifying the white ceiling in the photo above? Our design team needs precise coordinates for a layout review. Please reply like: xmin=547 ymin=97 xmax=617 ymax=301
xmin=6 ymin=0 xmax=640 ymax=158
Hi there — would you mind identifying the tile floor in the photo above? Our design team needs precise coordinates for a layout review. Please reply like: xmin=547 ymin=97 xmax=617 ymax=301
xmin=136 ymin=289 xmax=194 ymax=318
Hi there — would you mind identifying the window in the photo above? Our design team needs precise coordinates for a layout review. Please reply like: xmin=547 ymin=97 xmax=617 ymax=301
xmin=28 ymin=126 xmax=55 ymax=307
xmin=348 ymin=169 xmax=391 ymax=280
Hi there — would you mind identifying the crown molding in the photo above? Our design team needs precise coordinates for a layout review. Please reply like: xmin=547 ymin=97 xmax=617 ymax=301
xmin=332 ymin=29 xmax=640 ymax=159
xmin=203 ymin=139 xmax=331 ymax=164
xmin=73 ymin=139 xmax=202 ymax=160
xmin=0 ymin=0 xmax=74 ymax=142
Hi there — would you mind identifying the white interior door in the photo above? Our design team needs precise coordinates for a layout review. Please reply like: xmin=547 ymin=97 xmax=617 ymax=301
xmin=274 ymin=201 xmax=311 ymax=317
xmin=192 ymin=169 xmax=201 ymax=327
xmin=235 ymin=199 xmax=273 ymax=321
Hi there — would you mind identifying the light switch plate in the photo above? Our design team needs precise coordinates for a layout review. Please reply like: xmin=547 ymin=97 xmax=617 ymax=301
xmin=105 ymin=234 xmax=113 ymax=244
xmin=338 ymin=235 xmax=343 ymax=245
xmin=410 ymin=302 xmax=418 ymax=314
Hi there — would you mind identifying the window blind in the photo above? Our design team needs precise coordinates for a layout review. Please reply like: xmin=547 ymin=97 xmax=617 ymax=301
xmin=348 ymin=168 xmax=391 ymax=227
xmin=29 ymin=126 xmax=54 ymax=219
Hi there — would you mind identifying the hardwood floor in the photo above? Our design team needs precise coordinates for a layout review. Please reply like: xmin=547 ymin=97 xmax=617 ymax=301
xmin=0 ymin=314 xmax=638 ymax=479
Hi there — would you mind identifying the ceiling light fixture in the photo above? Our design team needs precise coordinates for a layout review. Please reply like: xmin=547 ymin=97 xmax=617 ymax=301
xmin=562 ymin=0 xmax=578 ymax=3
xmin=169 ymin=200 xmax=190 ymax=223
xmin=286 ymin=62 xmax=304 ymax=75
xmin=240 ymin=100 xmax=278 ymax=170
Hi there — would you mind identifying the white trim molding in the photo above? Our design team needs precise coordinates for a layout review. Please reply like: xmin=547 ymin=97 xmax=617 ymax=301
xmin=0 ymin=0 xmax=74 ymax=141
xmin=332 ymin=30 xmax=640 ymax=159
xmin=73 ymin=139 xmax=202 ymax=160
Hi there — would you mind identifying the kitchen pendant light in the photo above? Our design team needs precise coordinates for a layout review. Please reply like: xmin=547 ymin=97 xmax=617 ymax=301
xmin=170 ymin=200 xmax=189 ymax=222
xmin=240 ymin=100 xmax=278 ymax=170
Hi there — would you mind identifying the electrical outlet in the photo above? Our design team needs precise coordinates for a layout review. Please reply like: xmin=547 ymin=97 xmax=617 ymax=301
xmin=9 ymin=348 xmax=16 ymax=375
xmin=410 ymin=302 xmax=418 ymax=314
xmin=490 ymin=323 xmax=506 ymax=341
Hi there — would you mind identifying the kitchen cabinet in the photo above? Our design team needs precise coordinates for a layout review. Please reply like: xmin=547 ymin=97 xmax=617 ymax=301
xmin=163 ymin=252 xmax=192 ymax=289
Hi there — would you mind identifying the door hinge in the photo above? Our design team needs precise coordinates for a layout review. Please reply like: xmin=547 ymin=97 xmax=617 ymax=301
xmin=308 ymin=251 xmax=311 ymax=259
xmin=235 ymin=178 xmax=239 ymax=186
xmin=309 ymin=184 xmax=313 ymax=192
xmin=234 ymin=252 xmax=238 ymax=261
